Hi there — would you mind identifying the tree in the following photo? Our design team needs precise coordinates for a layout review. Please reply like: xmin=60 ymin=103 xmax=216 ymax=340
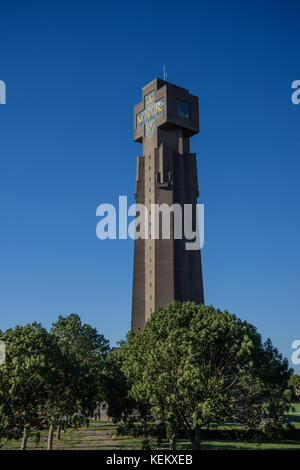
xmin=51 ymin=314 xmax=110 ymax=418
xmin=0 ymin=361 xmax=16 ymax=449
xmin=102 ymin=347 xmax=136 ymax=423
xmin=288 ymin=374 xmax=300 ymax=402
xmin=103 ymin=347 xmax=155 ymax=439
xmin=0 ymin=323 xmax=67 ymax=450
xmin=119 ymin=302 xmax=292 ymax=450
xmin=40 ymin=339 xmax=84 ymax=450
xmin=0 ymin=316 xmax=109 ymax=450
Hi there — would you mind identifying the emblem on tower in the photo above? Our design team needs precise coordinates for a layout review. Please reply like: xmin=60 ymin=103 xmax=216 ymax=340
xmin=136 ymin=91 xmax=165 ymax=136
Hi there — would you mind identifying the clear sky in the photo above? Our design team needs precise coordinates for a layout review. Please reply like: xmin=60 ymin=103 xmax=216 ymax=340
xmin=0 ymin=0 xmax=299 ymax=371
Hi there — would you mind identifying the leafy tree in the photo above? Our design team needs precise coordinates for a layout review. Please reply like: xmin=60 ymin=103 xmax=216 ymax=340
xmin=0 ymin=323 xmax=67 ymax=450
xmin=102 ymin=347 xmax=137 ymax=422
xmin=119 ymin=302 xmax=292 ymax=450
xmin=51 ymin=314 xmax=110 ymax=418
xmin=288 ymin=374 xmax=300 ymax=402
xmin=0 ymin=374 xmax=16 ymax=449
xmin=0 ymin=331 xmax=13 ymax=448
xmin=103 ymin=346 xmax=156 ymax=441
xmin=40 ymin=339 xmax=85 ymax=450
xmin=0 ymin=315 xmax=109 ymax=450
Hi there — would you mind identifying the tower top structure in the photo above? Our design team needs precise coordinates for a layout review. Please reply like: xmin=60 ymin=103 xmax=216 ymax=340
xmin=134 ymin=78 xmax=199 ymax=143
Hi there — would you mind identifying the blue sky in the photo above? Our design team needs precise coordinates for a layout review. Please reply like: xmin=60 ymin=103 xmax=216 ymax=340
xmin=0 ymin=0 xmax=299 ymax=371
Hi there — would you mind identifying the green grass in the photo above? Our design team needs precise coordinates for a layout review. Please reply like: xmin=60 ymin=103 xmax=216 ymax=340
xmin=98 ymin=435 xmax=300 ymax=450
xmin=286 ymin=402 xmax=300 ymax=428
xmin=89 ymin=420 xmax=110 ymax=424
xmin=192 ymin=440 xmax=300 ymax=450
xmin=286 ymin=414 xmax=300 ymax=428
xmin=1 ymin=419 xmax=300 ymax=450
xmin=289 ymin=402 xmax=300 ymax=413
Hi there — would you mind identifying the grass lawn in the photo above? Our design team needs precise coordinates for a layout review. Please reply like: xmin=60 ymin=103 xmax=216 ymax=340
xmin=89 ymin=420 xmax=111 ymax=424
xmin=1 ymin=423 xmax=300 ymax=450
xmin=1 ymin=404 xmax=299 ymax=451
xmin=286 ymin=402 xmax=300 ymax=428
xmin=290 ymin=402 xmax=300 ymax=413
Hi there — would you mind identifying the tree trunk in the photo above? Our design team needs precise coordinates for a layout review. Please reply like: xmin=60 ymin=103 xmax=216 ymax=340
xmin=20 ymin=426 xmax=28 ymax=451
xmin=191 ymin=425 xmax=201 ymax=450
xmin=56 ymin=424 xmax=61 ymax=440
xmin=47 ymin=423 xmax=54 ymax=450
xmin=169 ymin=433 xmax=177 ymax=450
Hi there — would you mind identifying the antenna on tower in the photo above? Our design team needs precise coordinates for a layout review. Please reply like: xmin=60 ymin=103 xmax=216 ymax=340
xmin=163 ymin=65 xmax=167 ymax=82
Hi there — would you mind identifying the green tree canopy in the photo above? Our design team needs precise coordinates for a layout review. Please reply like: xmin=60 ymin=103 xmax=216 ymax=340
xmin=51 ymin=314 xmax=110 ymax=414
xmin=118 ymin=302 xmax=292 ymax=449
xmin=0 ymin=323 xmax=67 ymax=449
xmin=0 ymin=315 xmax=110 ymax=450
xmin=288 ymin=374 xmax=300 ymax=401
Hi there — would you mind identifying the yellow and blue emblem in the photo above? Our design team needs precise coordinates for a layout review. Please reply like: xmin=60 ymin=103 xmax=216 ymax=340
xmin=136 ymin=91 xmax=164 ymax=136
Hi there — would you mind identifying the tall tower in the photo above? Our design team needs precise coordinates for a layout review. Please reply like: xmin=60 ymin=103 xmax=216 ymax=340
xmin=131 ymin=78 xmax=204 ymax=331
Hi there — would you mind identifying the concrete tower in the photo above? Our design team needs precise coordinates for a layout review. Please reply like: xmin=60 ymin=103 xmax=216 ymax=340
xmin=131 ymin=78 xmax=204 ymax=331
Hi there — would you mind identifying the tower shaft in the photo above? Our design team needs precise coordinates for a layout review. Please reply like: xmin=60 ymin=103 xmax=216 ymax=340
xmin=132 ymin=79 xmax=204 ymax=331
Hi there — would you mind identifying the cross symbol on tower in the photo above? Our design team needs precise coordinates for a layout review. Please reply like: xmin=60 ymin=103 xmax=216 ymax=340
xmin=136 ymin=91 xmax=165 ymax=136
